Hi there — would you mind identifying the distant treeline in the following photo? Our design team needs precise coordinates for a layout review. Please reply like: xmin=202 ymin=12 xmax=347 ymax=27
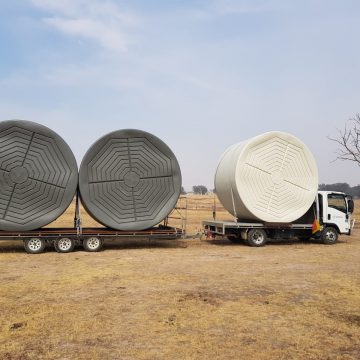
xmin=187 ymin=183 xmax=360 ymax=197
xmin=319 ymin=183 xmax=360 ymax=198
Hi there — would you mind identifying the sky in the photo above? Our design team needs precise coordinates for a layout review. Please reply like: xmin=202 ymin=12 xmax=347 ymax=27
xmin=0 ymin=0 xmax=359 ymax=190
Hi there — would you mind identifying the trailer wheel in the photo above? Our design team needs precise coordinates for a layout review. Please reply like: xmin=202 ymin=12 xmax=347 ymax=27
xmin=24 ymin=238 xmax=46 ymax=254
xmin=54 ymin=237 xmax=75 ymax=253
xmin=321 ymin=227 xmax=338 ymax=245
xmin=247 ymin=229 xmax=267 ymax=247
xmin=83 ymin=237 xmax=103 ymax=252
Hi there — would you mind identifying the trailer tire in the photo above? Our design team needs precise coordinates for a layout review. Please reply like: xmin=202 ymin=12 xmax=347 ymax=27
xmin=247 ymin=229 xmax=267 ymax=247
xmin=321 ymin=227 xmax=338 ymax=245
xmin=83 ymin=237 xmax=103 ymax=252
xmin=24 ymin=238 xmax=46 ymax=254
xmin=54 ymin=237 xmax=75 ymax=253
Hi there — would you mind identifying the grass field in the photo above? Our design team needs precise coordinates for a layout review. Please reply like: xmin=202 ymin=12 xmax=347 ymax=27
xmin=0 ymin=195 xmax=359 ymax=359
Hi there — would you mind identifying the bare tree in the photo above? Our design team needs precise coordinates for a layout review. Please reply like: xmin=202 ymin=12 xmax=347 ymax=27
xmin=329 ymin=114 xmax=360 ymax=165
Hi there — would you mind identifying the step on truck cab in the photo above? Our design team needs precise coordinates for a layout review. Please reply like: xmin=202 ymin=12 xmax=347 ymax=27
xmin=203 ymin=191 xmax=355 ymax=247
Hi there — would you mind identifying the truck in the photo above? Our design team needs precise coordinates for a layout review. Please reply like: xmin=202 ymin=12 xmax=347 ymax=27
xmin=203 ymin=191 xmax=355 ymax=246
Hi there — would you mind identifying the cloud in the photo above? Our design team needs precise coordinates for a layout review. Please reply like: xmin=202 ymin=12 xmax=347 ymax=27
xmin=44 ymin=17 xmax=128 ymax=52
xmin=212 ymin=0 xmax=269 ymax=15
xmin=31 ymin=0 xmax=82 ymax=17
xmin=30 ymin=0 xmax=139 ymax=53
xmin=186 ymin=0 xmax=269 ymax=20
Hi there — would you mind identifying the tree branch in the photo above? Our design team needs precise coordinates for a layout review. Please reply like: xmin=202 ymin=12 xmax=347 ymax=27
xmin=328 ymin=114 xmax=360 ymax=166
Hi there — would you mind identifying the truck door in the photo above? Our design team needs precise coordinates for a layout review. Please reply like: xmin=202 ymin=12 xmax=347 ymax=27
xmin=325 ymin=193 xmax=350 ymax=234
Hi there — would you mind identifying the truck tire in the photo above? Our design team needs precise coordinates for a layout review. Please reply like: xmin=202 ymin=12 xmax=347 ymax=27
xmin=54 ymin=237 xmax=75 ymax=253
xmin=247 ymin=229 xmax=267 ymax=247
xmin=83 ymin=237 xmax=103 ymax=252
xmin=321 ymin=227 xmax=338 ymax=245
xmin=24 ymin=238 xmax=46 ymax=254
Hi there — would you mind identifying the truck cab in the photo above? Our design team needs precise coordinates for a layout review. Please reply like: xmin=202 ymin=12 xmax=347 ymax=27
xmin=317 ymin=191 xmax=354 ymax=235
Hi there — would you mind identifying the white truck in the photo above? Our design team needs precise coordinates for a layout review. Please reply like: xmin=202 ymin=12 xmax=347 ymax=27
xmin=203 ymin=191 xmax=355 ymax=246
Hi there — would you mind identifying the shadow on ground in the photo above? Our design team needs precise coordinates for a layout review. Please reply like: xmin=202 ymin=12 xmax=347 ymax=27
xmin=203 ymin=237 xmax=348 ymax=247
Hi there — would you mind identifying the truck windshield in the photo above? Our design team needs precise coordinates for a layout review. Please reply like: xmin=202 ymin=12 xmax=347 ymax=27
xmin=328 ymin=194 xmax=347 ymax=213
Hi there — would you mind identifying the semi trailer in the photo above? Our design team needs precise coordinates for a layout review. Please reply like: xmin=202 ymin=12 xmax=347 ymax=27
xmin=203 ymin=191 xmax=355 ymax=246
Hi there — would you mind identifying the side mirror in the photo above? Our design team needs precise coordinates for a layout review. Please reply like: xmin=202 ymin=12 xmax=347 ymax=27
xmin=348 ymin=199 xmax=354 ymax=214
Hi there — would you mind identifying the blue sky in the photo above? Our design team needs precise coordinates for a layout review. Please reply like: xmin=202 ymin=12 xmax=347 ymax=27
xmin=0 ymin=0 xmax=359 ymax=190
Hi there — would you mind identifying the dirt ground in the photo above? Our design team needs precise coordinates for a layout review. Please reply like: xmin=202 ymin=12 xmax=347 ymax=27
xmin=0 ymin=196 xmax=359 ymax=360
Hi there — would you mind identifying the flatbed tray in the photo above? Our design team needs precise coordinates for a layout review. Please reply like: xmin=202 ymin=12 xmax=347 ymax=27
xmin=203 ymin=220 xmax=312 ymax=235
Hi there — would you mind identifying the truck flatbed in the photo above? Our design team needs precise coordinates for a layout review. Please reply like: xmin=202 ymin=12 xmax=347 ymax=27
xmin=203 ymin=220 xmax=312 ymax=236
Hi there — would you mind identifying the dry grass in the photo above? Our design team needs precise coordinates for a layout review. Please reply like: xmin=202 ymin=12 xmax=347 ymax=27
xmin=0 ymin=196 xmax=359 ymax=359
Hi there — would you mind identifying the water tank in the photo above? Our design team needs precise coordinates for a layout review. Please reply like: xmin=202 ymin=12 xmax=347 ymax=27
xmin=0 ymin=120 xmax=78 ymax=231
xmin=79 ymin=129 xmax=182 ymax=230
xmin=215 ymin=131 xmax=318 ymax=223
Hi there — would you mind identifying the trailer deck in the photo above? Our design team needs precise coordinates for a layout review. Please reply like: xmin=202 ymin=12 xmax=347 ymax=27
xmin=0 ymin=225 xmax=184 ymax=254
xmin=0 ymin=226 xmax=183 ymax=241
xmin=0 ymin=190 xmax=186 ymax=253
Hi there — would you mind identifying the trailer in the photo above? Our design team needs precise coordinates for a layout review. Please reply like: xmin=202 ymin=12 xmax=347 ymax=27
xmin=203 ymin=191 xmax=355 ymax=247
xmin=0 ymin=226 xmax=183 ymax=254
xmin=0 ymin=194 xmax=185 ymax=254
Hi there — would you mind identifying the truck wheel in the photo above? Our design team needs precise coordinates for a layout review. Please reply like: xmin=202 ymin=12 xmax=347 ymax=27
xmin=54 ymin=237 xmax=75 ymax=253
xmin=83 ymin=237 xmax=103 ymax=252
xmin=321 ymin=227 xmax=338 ymax=245
xmin=247 ymin=229 xmax=267 ymax=247
xmin=227 ymin=235 xmax=241 ymax=243
xmin=24 ymin=238 xmax=46 ymax=254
